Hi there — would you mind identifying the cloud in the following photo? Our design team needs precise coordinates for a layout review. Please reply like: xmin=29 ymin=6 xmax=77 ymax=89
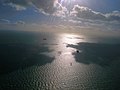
xmin=7 ymin=3 xmax=26 ymax=11
xmin=2 ymin=0 xmax=29 ymax=6
xmin=0 ymin=19 xmax=25 ymax=25
xmin=31 ymin=0 xmax=57 ymax=14
xmin=70 ymin=5 xmax=106 ymax=21
xmin=2 ymin=0 xmax=69 ymax=17
xmin=0 ymin=19 xmax=10 ymax=23
xmin=53 ymin=4 xmax=68 ymax=17
xmin=1 ymin=0 xmax=120 ymax=31
xmin=16 ymin=20 xmax=25 ymax=25
xmin=70 ymin=5 xmax=120 ymax=22
xmin=2 ymin=0 xmax=63 ymax=14
xmin=105 ymin=11 xmax=120 ymax=21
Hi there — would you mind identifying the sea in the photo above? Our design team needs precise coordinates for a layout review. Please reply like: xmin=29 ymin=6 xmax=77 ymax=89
xmin=0 ymin=30 xmax=120 ymax=90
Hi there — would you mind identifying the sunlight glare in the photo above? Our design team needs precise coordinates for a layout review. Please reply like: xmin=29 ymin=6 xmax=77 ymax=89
xmin=60 ymin=33 xmax=84 ymax=45
xmin=60 ymin=0 xmax=76 ymax=4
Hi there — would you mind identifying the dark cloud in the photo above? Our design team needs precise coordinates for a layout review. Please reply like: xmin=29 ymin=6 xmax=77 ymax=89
xmin=32 ymin=0 xmax=57 ymax=14
xmin=2 ymin=0 xmax=59 ymax=14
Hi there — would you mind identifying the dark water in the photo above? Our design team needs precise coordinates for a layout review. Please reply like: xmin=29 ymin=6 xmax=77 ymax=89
xmin=0 ymin=30 xmax=120 ymax=90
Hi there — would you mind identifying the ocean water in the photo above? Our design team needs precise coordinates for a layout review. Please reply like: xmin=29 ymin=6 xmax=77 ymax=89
xmin=0 ymin=30 xmax=120 ymax=90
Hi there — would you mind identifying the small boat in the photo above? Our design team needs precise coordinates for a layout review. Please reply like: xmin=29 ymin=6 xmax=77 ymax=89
xmin=43 ymin=38 xmax=47 ymax=40
xmin=76 ymin=50 xmax=80 ymax=53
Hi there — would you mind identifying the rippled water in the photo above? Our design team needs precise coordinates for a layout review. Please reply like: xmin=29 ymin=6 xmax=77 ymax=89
xmin=0 ymin=30 xmax=120 ymax=90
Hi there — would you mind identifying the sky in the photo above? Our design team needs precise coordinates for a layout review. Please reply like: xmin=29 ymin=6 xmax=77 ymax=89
xmin=0 ymin=0 xmax=120 ymax=31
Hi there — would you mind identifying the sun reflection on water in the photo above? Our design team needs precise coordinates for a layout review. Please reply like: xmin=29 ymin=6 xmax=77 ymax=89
xmin=40 ymin=33 xmax=86 ymax=65
xmin=49 ymin=33 xmax=86 ymax=66
xmin=45 ymin=33 xmax=88 ymax=89
xmin=59 ymin=33 xmax=85 ymax=45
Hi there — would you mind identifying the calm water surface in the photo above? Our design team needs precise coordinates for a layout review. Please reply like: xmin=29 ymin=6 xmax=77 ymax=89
xmin=0 ymin=30 xmax=120 ymax=90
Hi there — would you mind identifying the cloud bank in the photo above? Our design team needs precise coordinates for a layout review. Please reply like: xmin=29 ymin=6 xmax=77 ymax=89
xmin=2 ymin=0 xmax=62 ymax=14
xmin=2 ymin=0 xmax=120 ymax=22
xmin=70 ymin=5 xmax=120 ymax=22
xmin=0 ymin=0 xmax=120 ymax=31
